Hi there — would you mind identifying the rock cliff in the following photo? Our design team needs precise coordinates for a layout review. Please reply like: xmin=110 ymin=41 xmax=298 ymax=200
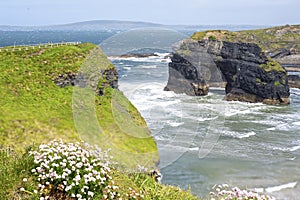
xmin=165 ymin=37 xmax=290 ymax=105
xmin=191 ymin=25 xmax=300 ymax=67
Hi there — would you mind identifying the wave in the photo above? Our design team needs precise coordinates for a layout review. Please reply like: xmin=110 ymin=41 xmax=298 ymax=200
xmin=265 ymin=182 xmax=297 ymax=193
xmin=224 ymin=104 xmax=266 ymax=117
xmin=167 ymin=121 xmax=184 ymax=127
xmin=123 ymin=66 xmax=131 ymax=70
xmin=138 ymin=65 xmax=157 ymax=69
xmin=292 ymin=121 xmax=300 ymax=126
xmin=223 ymin=131 xmax=257 ymax=139
xmin=108 ymin=55 xmax=167 ymax=63
xmin=289 ymin=145 xmax=300 ymax=152
xmin=272 ymin=145 xmax=300 ymax=152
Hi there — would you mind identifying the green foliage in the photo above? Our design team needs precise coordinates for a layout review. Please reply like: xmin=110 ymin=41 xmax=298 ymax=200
xmin=1 ymin=143 xmax=200 ymax=200
xmin=274 ymin=81 xmax=281 ymax=86
xmin=259 ymin=61 xmax=286 ymax=72
xmin=127 ymin=173 xmax=199 ymax=200
xmin=208 ymin=35 xmax=217 ymax=41
xmin=0 ymin=147 xmax=37 ymax=200
xmin=256 ymin=78 xmax=262 ymax=83
xmin=191 ymin=30 xmax=237 ymax=41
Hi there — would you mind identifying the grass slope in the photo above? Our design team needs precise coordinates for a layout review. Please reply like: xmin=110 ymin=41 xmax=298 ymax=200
xmin=0 ymin=43 xmax=158 ymax=169
xmin=191 ymin=24 xmax=300 ymax=52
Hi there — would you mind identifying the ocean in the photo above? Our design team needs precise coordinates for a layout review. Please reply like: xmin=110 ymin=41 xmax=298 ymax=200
xmin=109 ymin=54 xmax=300 ymax=200
xmin=2 ymin=26 xmax=299 ymax=199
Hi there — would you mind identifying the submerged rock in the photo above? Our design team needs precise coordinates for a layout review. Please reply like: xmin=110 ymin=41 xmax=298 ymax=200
xmin=165 ymin=38 xmax=290 ymax=105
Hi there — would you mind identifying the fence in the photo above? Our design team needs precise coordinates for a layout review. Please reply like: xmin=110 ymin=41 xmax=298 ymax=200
xmin=0 ymin=41 xmax=82 ymax=53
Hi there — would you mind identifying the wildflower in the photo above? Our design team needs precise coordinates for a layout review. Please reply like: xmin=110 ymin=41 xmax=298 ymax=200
xmin=88 ymin=191 xmax=94 ymax=197
xmin=20 ymin=188 xmax=25 ymax=192
xmin=22 ymin=178 xmax=28 ymax=182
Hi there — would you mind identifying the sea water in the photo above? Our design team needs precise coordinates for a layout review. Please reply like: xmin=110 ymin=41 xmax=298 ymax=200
xmin=110 ymin=54 xmax=300 ymax=200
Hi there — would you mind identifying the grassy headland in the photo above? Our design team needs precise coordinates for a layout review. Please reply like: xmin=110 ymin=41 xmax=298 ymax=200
xmin=0 ymin=42 xmax=159 ymax=168
xmin=191 ymin=24 xmax=300 ymax=52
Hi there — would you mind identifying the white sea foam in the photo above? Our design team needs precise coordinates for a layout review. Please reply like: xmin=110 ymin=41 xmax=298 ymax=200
xmin=138 ymin=65 xmax=157 ymax=69
xmin=289 ymin=145 xmax=300 ymax=152
xmin=237 ymin=131 xmax=257 ymax=139
xmin=265 ymin=182 xmax=297 ymax=193
xmin=288 ymin=157 xmax=296 ymax=161
xmin=292 ymin=121 xmax=300 ymax=126
xmin=167 ymin=121 xmax=184 ymax=127
xmin=188 ymin=147 xmax=199 ymax=151
xmin=253 ymin=182 xmax=298 ymax=193
xmin=123 ymin=67 xmax=131 ymax=70
xmin=223 ymin=131 xmax=257 ymax=139
xmin=109 ymin=55 xmax=165 ymax=63
xmin=272 ymin=145 xmax=300 ymax=152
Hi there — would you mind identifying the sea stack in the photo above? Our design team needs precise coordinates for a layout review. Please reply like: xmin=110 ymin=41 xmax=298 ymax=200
xmin=165 ymin=31 xmax=290 ymax=105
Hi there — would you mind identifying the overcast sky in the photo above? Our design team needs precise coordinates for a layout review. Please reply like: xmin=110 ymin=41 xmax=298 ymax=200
xmin=0 ymin=0 xmax=299 ymax=26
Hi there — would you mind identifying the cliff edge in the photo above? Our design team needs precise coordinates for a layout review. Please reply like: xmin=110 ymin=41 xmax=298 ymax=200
xmin=0 ymin=43 xmax=158 ymax=169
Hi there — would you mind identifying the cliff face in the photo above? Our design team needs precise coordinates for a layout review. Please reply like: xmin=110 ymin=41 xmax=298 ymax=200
xmin=165 ymin=38 xmax=290 ymax=105
xmin=191 ymin=25 xmax=300 ymax=67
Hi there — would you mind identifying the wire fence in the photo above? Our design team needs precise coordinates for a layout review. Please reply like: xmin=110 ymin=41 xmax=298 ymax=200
xmin=0 ymin=41 xmax=82 ymax=53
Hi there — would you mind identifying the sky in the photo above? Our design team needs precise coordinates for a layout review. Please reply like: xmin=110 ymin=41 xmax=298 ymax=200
xmin=0 ymin=0 xmax=299 ymax=26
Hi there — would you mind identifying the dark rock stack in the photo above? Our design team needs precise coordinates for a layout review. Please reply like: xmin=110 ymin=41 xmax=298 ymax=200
xmin=165 ymin=39 xmax=290 ymax=105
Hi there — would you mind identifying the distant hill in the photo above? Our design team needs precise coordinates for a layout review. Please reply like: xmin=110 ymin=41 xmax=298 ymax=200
xmin=0 ymin=20 xmax=267 ymax=32
xmin=0 ymin=20 xmax=163 ymax=31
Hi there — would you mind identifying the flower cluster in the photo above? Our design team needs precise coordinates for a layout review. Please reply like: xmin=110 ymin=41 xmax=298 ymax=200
xmin=210 ymin=184 xmax=276 ymax=200
xmin=30 ymin=139 xmax=119 ymax=200
xmin=125 ymin=187 xmax=144 ymax=200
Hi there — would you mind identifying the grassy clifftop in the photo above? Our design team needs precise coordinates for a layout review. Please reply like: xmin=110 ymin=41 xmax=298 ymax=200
xmin=0 ymin=43 xmax=158 ymax=169
xmin=191 ymin=24 xmax=300 ymax=52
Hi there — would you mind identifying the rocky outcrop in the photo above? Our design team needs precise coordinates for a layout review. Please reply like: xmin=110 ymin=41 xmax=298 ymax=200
xmin=165 ymin=38 xmax=290 ymax=105
xmin=54 ymin=68 xmax=118 ymax=96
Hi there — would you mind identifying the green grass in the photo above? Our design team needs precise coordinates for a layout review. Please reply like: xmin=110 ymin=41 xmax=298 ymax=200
xmin=191 ymin=24 xmax=300 ymax=52
xmin=0 ymin=43 xmax=158 ymax=169
xmin=259 ymin=60 xmax=286 ymax=72
xmin=0 ymin=145 xmax=199 ymax=200
xmin=0 ymin=147 xmax=38 ymax=200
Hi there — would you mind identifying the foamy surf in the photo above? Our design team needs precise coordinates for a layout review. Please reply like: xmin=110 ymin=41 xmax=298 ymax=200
xmin=273 ymin=145 xmax=300 ymax=152
xmin=253 ymin=182 xmax=298 ymax=194
xmin=167 ymin=121 xmax=184 ymax=127
xmin=292 ymin=121 xmax=300 ymax=126
xmin=265 ymin=182 xmax=298 ymax=193
xmin=138 ymin=65 xmax=157 ymax=69
xmin=223 ymin=131 xmax=257 ymax=139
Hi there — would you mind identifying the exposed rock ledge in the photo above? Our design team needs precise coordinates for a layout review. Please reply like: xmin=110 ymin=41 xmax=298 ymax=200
xmin=165 ymin=38 xmax=290 ymax=105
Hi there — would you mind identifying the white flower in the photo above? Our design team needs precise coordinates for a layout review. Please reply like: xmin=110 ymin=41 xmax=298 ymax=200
xmin=88 ymin=191 xmax=94 ymax=197
xmin=20 ymin=188 xmax=25 ymax=192
xmin=22 ymin=178 xmax=28 ymax=182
